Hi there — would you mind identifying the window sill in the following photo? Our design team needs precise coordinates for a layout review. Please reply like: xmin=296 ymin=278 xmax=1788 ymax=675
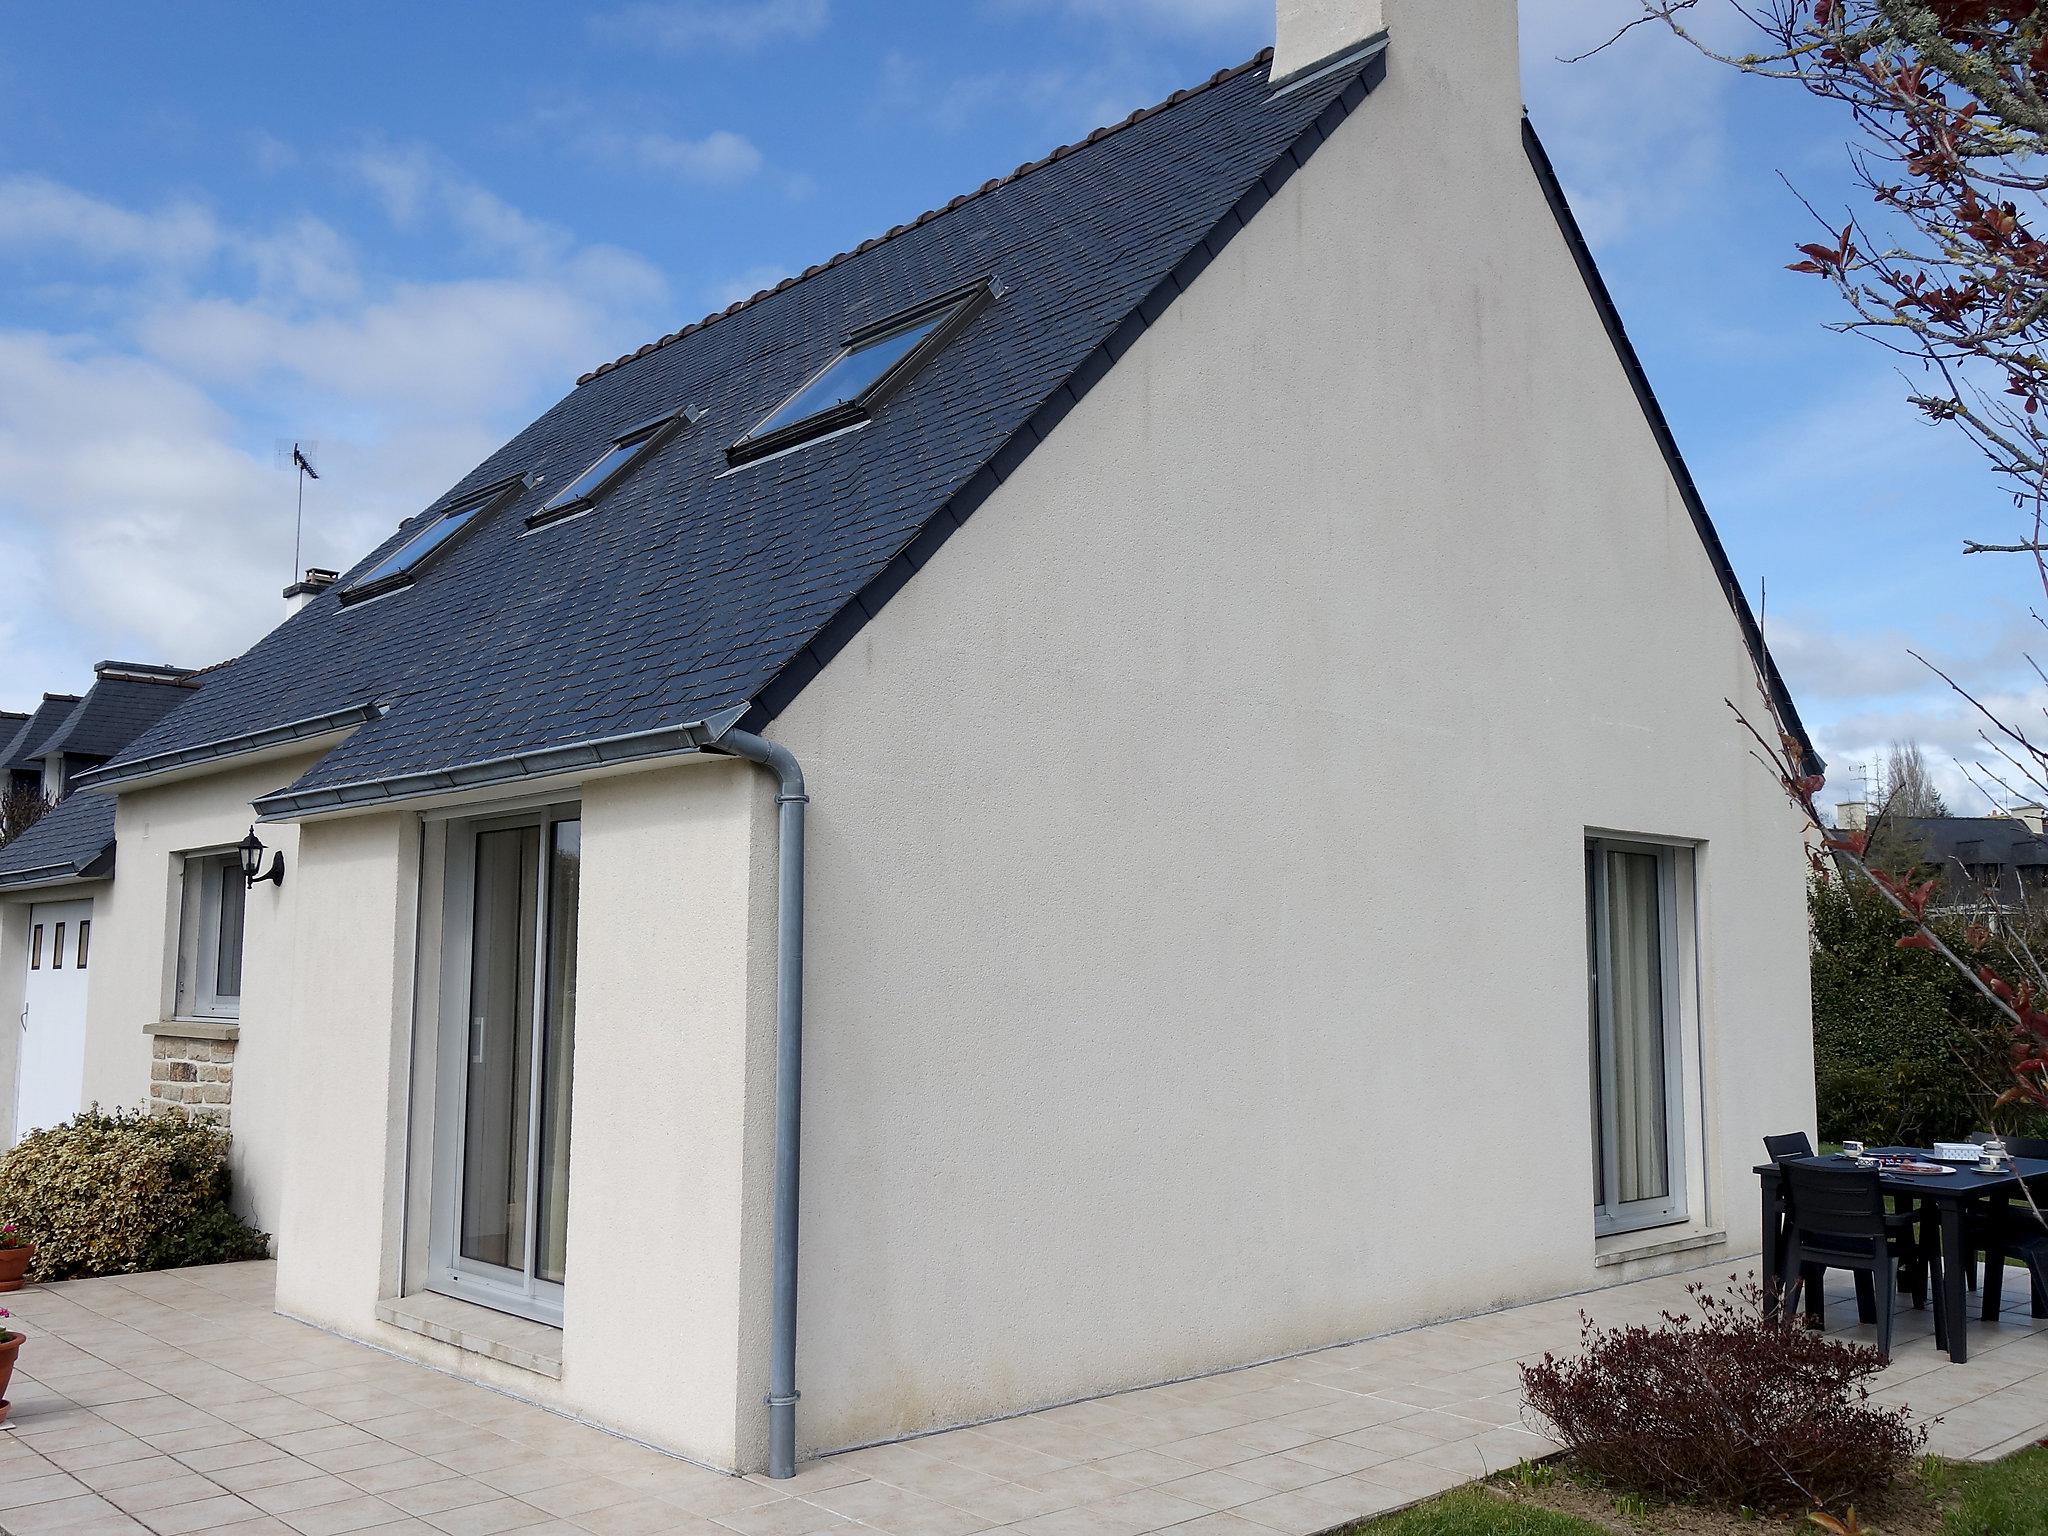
xmin=1594 ymin=1226 xmax=1727 ymax=1268
xmin=376 ymin=1290 xmax=562 ymax=1379
xmin=146 ymin=1020 xmax=240 ymax=1042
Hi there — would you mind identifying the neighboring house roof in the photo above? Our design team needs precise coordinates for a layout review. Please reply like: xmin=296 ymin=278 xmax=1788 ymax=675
xmin=5 ymin=695 xmax=84 ymax=774
xmin=37 ymin=663 xmax=198 ymax=762
xmin=1908 ymin=816 xmax=2048 ymax=871
xmin=0 ymin=790 xmax=115 ymax=889
xmin=82 ymin=39 xmax=1814 ymax=818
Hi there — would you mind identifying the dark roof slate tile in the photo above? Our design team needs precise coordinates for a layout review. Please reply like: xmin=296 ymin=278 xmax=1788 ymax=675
xmin=0 ymin=791 xmax=115 ymax=888
xmin=92 ymin=48 xmax=1375 ymax=807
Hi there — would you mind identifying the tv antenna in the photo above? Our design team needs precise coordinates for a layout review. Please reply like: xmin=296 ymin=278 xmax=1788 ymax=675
xmin=275 ymin=440 xmax=320 ymax=581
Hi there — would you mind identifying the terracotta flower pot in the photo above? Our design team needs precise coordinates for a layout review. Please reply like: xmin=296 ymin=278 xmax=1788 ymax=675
xmin=0 ymin=1333 xmax=24 ymax=1421
xmin=0 ymin=1247 xmax=33 ymax=1292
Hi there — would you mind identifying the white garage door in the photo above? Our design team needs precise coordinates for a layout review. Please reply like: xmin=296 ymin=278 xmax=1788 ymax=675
xmin=16 ymin=899 xmax=92 ymax=1143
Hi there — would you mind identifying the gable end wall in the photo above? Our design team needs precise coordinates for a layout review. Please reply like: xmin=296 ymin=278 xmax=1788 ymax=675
xmin=768 ymin=38 xmax=1813 ymax=1456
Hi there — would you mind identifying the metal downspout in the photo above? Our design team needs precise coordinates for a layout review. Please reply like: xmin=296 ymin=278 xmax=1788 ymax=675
xmin=715 ymin=728 xmax=808 ymax=1479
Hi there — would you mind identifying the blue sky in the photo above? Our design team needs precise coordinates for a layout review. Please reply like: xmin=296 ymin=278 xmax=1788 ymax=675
xmin=0 ymin=1 xmax=2032 ymax=812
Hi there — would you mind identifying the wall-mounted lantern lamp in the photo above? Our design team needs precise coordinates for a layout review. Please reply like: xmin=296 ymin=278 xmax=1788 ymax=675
xmin=239 ymin=827 xmax=285 ymax=889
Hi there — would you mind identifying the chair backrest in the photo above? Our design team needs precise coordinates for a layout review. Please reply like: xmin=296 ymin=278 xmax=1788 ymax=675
xmin=2004 ymin=1133 xmax=2048 ymax=1161
xmin=1970 ymin=1131 xmax=1997 ymax=1146
xmin=1783 ymin=1162 xmax=1889 ymax=1246
xmin=1764 ymin=1131 xmax=1815 ymax=1163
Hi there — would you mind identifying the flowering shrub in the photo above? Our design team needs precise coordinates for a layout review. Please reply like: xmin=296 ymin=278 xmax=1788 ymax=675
xmin=0 ymin=1309 xmax=17 ymax=1344
xmin=0 ymin=1224 xmax=28 ymax=1251
xmin=0 ymin=1107 xmax=269 ymax=1280
xmin=1519 ymin=1278 xmax=1923 ymax=1512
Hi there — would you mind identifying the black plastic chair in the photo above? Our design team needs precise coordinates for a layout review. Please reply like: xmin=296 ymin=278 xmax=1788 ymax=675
xmin=1779 ymin=1161 xmax=1941 ymax=1359
xmin=1763 ymin=1133 xmax=1928 ymax=1325
xmin=1763 ymin=1133 xmax=1821 ymax=1320
xmin=1976 ymin=1133 xmax=2048 ymax=1320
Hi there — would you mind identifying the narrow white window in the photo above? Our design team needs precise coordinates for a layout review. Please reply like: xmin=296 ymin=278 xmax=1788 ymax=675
xmin=176 ymin=851 xmax=247 ymax=1020
xmin=1587 ymin=837 xmax=1696 ymax=1235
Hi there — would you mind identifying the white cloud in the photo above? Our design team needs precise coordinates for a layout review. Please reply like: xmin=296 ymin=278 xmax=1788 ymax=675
xmin=1519 ymin=0 xmax=1739 ymax=246
xmin=590 ymin=0 xmax=828 ymax=53
xmin=0 ymin=161 xmax=673 ymax=709
xmin=138 ymin=268 xmax=660 ymax=418
xmin=591 ymin=127 xmax=766 ymax=184
xmin=0 ymin=175 xmax=220 ymax=267
xmin=991 ymin=0 xmax=1264 ymax=37
xmin=876 ymin=48 xmax=1164 ymax=143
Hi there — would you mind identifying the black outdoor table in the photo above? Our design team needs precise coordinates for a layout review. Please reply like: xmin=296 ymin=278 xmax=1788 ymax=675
xmin=1756 ymin=1148 xmax=2048 ymax=1363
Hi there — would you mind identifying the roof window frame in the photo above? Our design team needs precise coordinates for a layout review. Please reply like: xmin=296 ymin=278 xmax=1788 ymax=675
xmin=527 ymin=405 xmax=701 ymax=531
xmin=727 ymin=276 xmax=1000 ymax=467
xmin=339 ymin=473 xmax=528 ymax=606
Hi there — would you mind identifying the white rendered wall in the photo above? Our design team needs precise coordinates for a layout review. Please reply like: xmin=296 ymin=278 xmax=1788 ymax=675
xmin=766 ymin=7 xmax=1812 ymax=1455
xmin=78 ymin=754 xmax=318 ymax=1235
xmin=266 ymin=760 xmax=779 ymax=1470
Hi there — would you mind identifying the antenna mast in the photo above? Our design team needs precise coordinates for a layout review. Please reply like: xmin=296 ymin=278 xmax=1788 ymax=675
xmin=277 ymin=441 xmax=321 ymax=584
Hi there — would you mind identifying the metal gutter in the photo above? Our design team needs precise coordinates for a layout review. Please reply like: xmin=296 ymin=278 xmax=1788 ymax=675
xmin=710 ymin=728 xmax=808 ymax=1479
xmin=253 ymin=705 xmax=751 ymax=821
xmin=73 ymin=702 xmax=385 ymax=794
xmin=0 ymin=847 xmax=114 ymax=891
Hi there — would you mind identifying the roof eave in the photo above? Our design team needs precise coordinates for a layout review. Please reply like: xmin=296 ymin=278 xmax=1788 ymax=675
xmin=253 ymin=704 xmax=751 ymax=824
xmin=0 ymin=848 xmax=114 ymax=892
xmin=1520 ymin=117 xmax=1822 ymax=778
xmin=74 ymin=703 xmax=382 ymax=795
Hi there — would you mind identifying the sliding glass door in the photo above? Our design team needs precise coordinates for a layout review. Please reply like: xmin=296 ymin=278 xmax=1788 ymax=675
xmin=432 ymin=806 xmax=580 ymax=1321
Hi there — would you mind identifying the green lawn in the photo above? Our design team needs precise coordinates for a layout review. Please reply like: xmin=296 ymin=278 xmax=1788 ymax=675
xmin=1923 ymin=1447 xmax=2048 ymax=1535
xmin=1345 ymin=1449 xmax=2048 ymax=1533
xmin=1347 ymin=1488 xmax=1603 ymax=1535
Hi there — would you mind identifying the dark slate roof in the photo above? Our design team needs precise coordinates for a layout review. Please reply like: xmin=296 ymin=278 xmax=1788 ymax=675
xmin=81 ymin=38 xmax=1813 ymax=817
xmin=5 ymin=696 xmax=83 ymax=773
xmin=1904 ymin=816 xmax=2048 ymax=870
xmin=38 ymin=665 xmax=198 ymax=762
xmin=0 ymin=791 xmax=115 ymax=888
xmin=85 ymin=46 xmax=1383 ymax=814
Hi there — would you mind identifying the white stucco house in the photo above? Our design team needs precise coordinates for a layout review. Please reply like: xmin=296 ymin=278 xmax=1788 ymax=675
xmin=0 ymin=0 xmax=1816 ymax=1479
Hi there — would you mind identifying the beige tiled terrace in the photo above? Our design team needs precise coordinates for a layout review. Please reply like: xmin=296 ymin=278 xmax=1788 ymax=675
xmin=0 ymin=1257 xmax=2042 ymax=1536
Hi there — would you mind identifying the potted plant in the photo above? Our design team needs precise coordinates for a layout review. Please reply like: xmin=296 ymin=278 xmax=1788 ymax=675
xmin=0 ymin=1309 xmax=25 ymax=1420
xmin=0 ymin=1225 xmax=34 ymax=1292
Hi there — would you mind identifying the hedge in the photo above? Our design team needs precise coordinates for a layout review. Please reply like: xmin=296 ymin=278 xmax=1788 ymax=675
xmin=1810 ymin=877 xmax=2048 ymax=1145
xmin=0 ymin=1107 xmax=270 ymax=1281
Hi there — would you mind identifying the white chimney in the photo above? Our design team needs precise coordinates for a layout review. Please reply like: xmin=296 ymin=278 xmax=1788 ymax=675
xmin=1274 ymin=0 xmax=1523 ymax=142
xmin=283 ymin=567 xmax=339 ymax=615
xmin=1274 ymin=0 xmax=1385 ymax=78
xmin=2013 ymin=803 xmax=2047 ymax=835
xmin=1836 ymin=801 xmax=1870 ymax=832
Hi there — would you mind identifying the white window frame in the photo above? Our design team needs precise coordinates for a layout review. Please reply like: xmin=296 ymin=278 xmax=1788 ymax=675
xmin=426 ymin=804 xmax=578 ymax=1326
xmin=175 ymin=850 xmax=246 ymax=1022
xmin=1587 ymin=836 xmax=1702 ymax=1237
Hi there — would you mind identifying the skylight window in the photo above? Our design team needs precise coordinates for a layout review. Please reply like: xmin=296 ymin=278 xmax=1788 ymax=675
xmin=341 ymin=476 xmax=523 ymax=604
xmin=529 ymin=409 xmax=692 ymax=529
xmin=729 ymin=279 xmax=998 ymax=465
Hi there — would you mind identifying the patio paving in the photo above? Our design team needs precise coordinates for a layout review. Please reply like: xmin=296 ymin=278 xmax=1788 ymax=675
xmin=0 ymin=1257 xmax=2040 ymax=1536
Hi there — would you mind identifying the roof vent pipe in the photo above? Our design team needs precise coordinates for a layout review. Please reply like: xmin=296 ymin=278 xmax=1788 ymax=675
xmin=713 ymin=727 xmax=808 ymax=1479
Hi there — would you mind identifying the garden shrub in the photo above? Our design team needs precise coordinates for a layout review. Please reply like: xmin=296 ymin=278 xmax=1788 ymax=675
xmin=1809 ymin=877 xmax=2047 ymax=1145
xmin=0 ymin=1106 xmax=270 ymax=1281
xmin=1519 ymin=1278 xmax=1923 ymax=1512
